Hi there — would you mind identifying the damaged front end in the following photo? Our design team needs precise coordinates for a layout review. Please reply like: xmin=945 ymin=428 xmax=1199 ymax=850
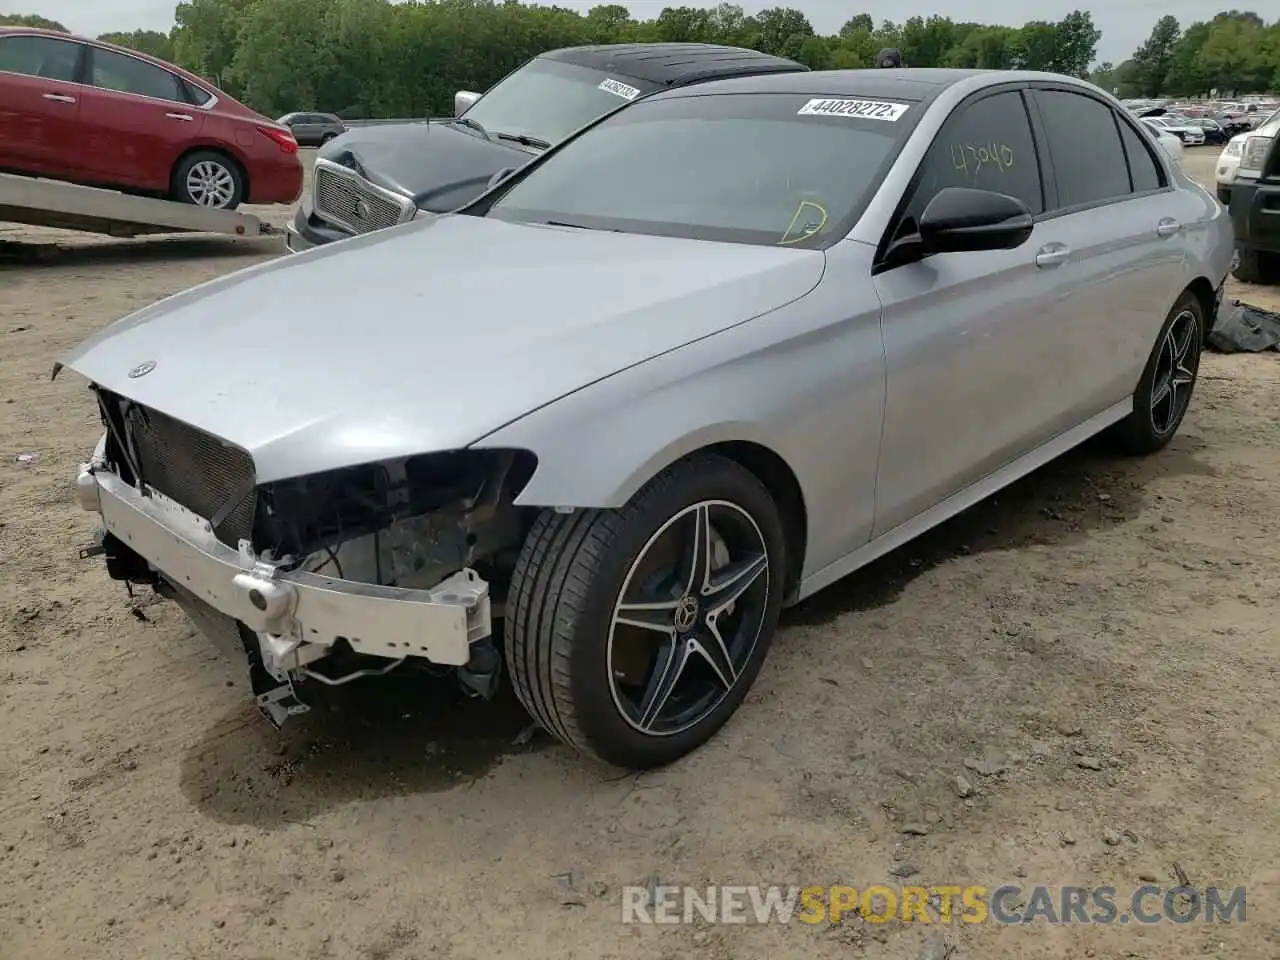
xmin=76 ymin=386 xmax=535 ymax=727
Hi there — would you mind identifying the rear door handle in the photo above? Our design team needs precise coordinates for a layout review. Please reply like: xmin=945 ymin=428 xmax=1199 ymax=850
xmin=1034 ymin=243 xmax=1072 ymax=268
xmin=42 ymin=92 xmax=76 ymax=103
xmin=1156 ymin=218 xmax=1182 ymax=238
xmin=166 ymin=112 xmax=194 ymax=122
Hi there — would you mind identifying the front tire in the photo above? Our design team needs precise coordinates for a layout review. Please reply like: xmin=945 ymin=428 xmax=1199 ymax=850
xmin=1232 ymin=248 xmax=1279 ymax=284
xmin=171 ymin=151 xmax=244 ymax=210
xmin=1110 ymin=291 xmax=1203 ymax=455
xmin=505 ymin=453 xmax=787 ymax=769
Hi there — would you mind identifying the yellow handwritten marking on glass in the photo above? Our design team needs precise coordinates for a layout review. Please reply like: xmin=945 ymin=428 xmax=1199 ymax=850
xmin=950 ymin=142 xmax=1016 ymax=177
xmin=779 ymin=200 xmax=828 ymax=245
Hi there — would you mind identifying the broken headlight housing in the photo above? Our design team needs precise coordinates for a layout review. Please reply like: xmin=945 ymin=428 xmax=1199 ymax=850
xmin=253 ymin=449 xmax=537 ymax=590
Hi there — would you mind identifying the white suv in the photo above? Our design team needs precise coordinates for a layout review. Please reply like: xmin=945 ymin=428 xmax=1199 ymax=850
xmin=1216 ymin=108 xmax=1280 ymax=203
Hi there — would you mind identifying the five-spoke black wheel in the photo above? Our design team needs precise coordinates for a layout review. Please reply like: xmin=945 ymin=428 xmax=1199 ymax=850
xmin=506 ymin=453 xmax=786 ymax=769
xmin=1111 ymin=291 xmax=1203 ymax=455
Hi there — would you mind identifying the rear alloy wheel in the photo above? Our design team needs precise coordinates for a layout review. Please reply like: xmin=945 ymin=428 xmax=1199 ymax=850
xmin=506 ymin=453 xmax=786 ymax=769
xmin=171 ymin=151 xmax=244 ymax=210
xmin=1110 ymin=292 xmax=1203 ymax=455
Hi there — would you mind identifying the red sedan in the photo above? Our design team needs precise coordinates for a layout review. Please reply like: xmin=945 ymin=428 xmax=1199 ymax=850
xmin=0 ymin=27 xmax=302 ymax=210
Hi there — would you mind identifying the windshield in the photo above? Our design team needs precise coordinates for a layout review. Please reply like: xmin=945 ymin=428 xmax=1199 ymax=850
xmin=488 ymin=92 xmax=917 ymax=248
xmin=459 ymin=57 xmax=658 ymax=147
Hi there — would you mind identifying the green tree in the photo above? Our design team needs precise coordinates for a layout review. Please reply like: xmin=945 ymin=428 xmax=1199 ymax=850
xmin=97 ymin=29 xmax=175 ymax=61
xmin=1131 ymin=15 xmax=1181 ymax=96
xmin=69 ymin=2 xmax=1275 ymax=120
xmin=0 ymin=13 xmax=67 ymax=30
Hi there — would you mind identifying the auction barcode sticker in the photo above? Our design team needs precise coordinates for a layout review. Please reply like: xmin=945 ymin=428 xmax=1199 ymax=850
xmin=599 ymin=78 xmax=642 ymax=101
xmin=797 ymin=98 xmax=909 ymax=121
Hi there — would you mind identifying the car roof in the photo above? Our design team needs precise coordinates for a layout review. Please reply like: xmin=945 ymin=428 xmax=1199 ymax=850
xmin=540 ymin=43 xmax=806 ymax=85
xmin=641 ymin=67 xmax=1103 ymax=105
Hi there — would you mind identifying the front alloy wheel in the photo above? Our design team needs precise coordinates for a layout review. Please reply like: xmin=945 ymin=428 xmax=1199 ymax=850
xmin=506 ymin=453 xmax=787 ymax=769
xmin=608 ymin=500 xmax=770 ymax=737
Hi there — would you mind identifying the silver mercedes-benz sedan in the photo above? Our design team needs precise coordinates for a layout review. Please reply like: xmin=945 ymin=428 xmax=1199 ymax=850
xmin=57 ymin=68 xmax=1233 ymax=770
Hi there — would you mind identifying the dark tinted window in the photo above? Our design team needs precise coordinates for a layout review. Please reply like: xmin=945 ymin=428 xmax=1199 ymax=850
xmin=1036 ymin=90 xmax=1131 ymax=208
xmin=1118 ymin=118 xmax=1165 ymax=193
xmin=183 ymin=80 xmax=212 ymax=106
xmin=906 ymin=90 xmax=1043 ymax=220
xmin=89 ymin=47 xmax=184 ymax=102
xmin=0 ymin=36 xmax=81 ymax=82
xmin=490 ymin=91 xmax=918 ymax=248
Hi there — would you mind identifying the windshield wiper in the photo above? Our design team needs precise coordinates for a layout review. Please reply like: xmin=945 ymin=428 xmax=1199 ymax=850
xmin=496 ymin=132 xmax=551 ymax=149
xmin=450 ymin=116 xmax=492 ymax=140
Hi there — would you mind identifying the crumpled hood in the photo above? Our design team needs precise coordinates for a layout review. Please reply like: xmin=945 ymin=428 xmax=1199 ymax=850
xmin=58 ymin=215 xmax=824 ymax=483
xmin=318 ymin=121 xmax=532 ymax=211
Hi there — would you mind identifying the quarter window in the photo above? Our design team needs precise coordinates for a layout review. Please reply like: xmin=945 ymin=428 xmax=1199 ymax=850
xmin=89 ymin=47 xmax=184 ymax=102
xmin=0 ymin=36 xmax=81 ymax=82
xmin=905 ymin=90 xmax=1044 ymax=223
xmin=1035 ymin=90 xmax=1131 ymax=209
xmin=1118 ymin=118 xmax=1165 ymax=193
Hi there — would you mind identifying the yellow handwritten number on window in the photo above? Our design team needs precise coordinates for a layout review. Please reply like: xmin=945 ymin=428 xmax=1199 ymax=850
xmin=950 ymin=143 xmax=1016 ymax=177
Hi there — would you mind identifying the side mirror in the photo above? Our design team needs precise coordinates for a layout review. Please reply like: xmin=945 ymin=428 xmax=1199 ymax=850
xmin=454 ymin=90 xmax=481 ymax=117
xmin=918 ymin=187 xmax=1034 ymax=257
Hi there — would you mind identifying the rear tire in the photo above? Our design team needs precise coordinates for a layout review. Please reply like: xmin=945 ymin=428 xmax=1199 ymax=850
xmin=171 ymin=151 xmax=244 ymax=211
xmin=1109 ymin=291 xmax=1203 ymax=455
xmin=505 ymin=453 xmax=786 ymax=769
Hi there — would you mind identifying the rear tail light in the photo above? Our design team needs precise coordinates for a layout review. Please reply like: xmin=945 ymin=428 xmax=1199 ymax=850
xmin=257 ymin=125 xmax=299 ymax=155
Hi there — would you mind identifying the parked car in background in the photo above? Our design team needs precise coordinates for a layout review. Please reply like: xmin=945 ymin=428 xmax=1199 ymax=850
xmin=0 ymin=27 xmax=301 ymax=210
xmin=1149 ymin=126 xmax=1184 ymax=163
xmin=285 ymin=43 xmax=807 ymax=252
xmin=1190 ymin=117 xmax=1229 ymax=145
xmin=1215 ymin=107 xmax=1280 ymax=205
xmin=277 ymin=111 xmax=346 ymax=146
xmin=1141 ymin=115 xmax=1205 ymax=146
xmin=60 ymin=68 xmax=1231 ymax=768
xmin=1228 ymin=124 xmax=1280 ymax=284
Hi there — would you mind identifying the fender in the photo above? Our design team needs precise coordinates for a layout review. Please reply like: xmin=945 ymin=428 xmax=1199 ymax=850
xmin=473 ymin=240 xmax=889 ymax=581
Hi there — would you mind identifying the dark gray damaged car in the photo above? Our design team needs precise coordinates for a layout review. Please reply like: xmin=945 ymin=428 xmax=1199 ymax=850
xmin=286 ymin=42 xmax=807 ymax=251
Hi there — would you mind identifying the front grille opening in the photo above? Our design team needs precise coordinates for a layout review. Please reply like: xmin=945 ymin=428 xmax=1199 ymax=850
xmin=314 ymin=167 xmax=408 ymax=234
xmin=97 ymin=388 xmax=257 ymax=547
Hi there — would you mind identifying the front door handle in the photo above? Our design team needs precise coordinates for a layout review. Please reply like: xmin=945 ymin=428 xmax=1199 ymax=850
xmin=42 ymin=92 xmax=76 ymax=103
xmin=1156 ymin=218 xmax=1182 ymax=238
xmin=1034 ymin=243 xmax=1072 ymax=268
xmin=166 ymin=112 xmax=194 ymax=122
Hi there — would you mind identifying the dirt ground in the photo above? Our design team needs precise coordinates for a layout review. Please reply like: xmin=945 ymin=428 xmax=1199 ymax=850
xmin=2 ymin=148 xmax=1279 ymax=960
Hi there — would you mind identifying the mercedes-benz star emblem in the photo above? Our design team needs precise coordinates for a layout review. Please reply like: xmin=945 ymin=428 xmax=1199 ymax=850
xmin=128 ymin=360 xmax=157 ymax=379
xmin=673 ymin=595 xmax=700 ymax=633
xmin=352 ymin=198 xmax=369 ymax=220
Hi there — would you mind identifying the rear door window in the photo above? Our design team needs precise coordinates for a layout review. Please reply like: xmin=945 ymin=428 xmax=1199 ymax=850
xmin=1117 ymin=118 xmax=1166 ymax=193
xmin=0 ymin=35 xmax=82 ymax=82
xmin=89 ymin=47 xmax=185 ymax=103
xmin=1034 ymin=89 xmax=1132 ymax=209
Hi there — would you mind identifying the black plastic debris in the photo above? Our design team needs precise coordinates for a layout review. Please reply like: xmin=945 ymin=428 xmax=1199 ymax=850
xmin=1207 ymin=300 xmax=1280 ymax=354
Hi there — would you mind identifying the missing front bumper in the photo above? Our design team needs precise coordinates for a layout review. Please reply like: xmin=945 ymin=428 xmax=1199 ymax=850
xmin=77 ymin=462 xmax=493 ymax=674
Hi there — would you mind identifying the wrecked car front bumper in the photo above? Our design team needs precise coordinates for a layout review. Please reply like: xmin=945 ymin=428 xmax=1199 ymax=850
xmin=75 ymin=457 xmax=492 ymax=673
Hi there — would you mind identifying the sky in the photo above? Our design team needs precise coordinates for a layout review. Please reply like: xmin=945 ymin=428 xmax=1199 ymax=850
xmin=0 ymin=0 xmax=1249 ymax=65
